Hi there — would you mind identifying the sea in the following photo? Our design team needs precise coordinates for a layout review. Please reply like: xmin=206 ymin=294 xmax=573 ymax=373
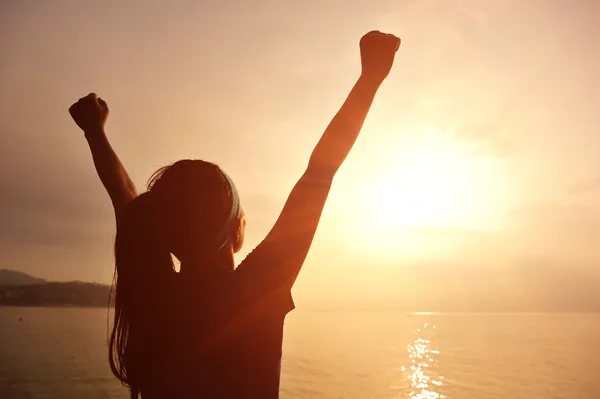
xmin=0 ymin=307 xmax=599 ymax=399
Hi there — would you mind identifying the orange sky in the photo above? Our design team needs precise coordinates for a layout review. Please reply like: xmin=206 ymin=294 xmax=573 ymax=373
xmin=1 ymin=0 xmax=599 ymax=307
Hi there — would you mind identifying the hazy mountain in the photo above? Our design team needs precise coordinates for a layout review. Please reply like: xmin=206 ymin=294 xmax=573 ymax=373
xmin=0 ymin=281 xmax=113 ymax=307
xmin=0 ymin=269 xmax=112 ymax=307
xmin=0 ymin=269 xmax=47 ymax=285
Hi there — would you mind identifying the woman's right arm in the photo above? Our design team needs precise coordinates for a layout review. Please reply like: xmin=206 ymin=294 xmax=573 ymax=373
xmin=237 ymin=31 xmax=401 ymax=288
xmin=69 ymin=93 xmax=138 ymax=225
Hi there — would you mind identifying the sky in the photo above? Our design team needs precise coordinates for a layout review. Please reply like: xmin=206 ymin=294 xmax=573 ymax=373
xmin=1 ymin=0 xmax=599 ymax=309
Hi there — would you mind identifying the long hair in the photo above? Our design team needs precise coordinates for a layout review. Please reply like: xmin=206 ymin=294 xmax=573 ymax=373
xmin=108 ymin=160 xmax=241 ymax=398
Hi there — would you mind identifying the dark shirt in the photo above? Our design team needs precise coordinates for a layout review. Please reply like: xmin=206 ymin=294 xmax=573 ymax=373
xmin=144 ymin=244 xmax=295 ymax=399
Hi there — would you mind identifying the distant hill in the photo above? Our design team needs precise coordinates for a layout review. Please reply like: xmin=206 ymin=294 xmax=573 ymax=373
xmin=0 ymin=281 xmax=113 ymax=307
xmin=0 ymin=269 xmax=113 ymax=307
xmin=0 ymin=269 xmax=47 ymax=285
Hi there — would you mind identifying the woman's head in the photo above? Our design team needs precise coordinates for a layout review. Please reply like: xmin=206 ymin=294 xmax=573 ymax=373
xmin=145 ymin=159 xmax=246 ymax=263
xmin=109 ymin=159 xmax=245 ymax=398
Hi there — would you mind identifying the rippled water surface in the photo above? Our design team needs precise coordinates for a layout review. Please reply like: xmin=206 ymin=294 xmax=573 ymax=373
xmin=1 ymin=308 xmax=599 ymax=398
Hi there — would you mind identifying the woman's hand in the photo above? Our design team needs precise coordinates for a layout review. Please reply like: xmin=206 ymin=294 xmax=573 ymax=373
xmin=69 ymin=93 xmax=109 ymax=134
xmin=360 ymin=30 xmax=401 ymax=85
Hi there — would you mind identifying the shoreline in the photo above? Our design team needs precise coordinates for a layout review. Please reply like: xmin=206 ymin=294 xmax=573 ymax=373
xmin=1 ymin=305 xmax=599 ymax=314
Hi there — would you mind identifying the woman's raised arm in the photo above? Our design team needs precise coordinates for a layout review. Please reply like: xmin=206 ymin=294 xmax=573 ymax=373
xmin=69 ymin=93 xmax=138 ymax=225
xmin=238 ymin=31 xmax=401 ymax=287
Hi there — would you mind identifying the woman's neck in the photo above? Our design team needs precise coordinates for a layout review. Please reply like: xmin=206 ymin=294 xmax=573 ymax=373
xmin=180 ymin=246 xmax=236 ymax=275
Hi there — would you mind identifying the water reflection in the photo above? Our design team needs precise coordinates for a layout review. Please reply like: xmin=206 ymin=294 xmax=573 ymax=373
xmin=402 ymin=322 xmax=445 ymax=399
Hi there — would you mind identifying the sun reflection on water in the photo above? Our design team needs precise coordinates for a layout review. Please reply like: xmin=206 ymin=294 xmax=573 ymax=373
xmin=402 ymin=322 xmax=445 ymax=399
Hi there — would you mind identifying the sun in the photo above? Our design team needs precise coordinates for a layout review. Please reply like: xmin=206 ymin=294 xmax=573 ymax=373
xmin=365 ymin=135 xmax=475 ymax=230
xmin=330 ymin=127 xmax=510 ymax=238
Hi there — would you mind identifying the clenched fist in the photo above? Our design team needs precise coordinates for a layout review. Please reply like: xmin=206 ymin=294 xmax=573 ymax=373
xmin=360 ymin=31 xmax=401 ymax=84
xmin=69 ymin=93 xmax=109 ymax=133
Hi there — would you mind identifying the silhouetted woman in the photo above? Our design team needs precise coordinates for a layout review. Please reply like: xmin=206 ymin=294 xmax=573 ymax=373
xmin=69 ymin=31 xmax=400 ymax=399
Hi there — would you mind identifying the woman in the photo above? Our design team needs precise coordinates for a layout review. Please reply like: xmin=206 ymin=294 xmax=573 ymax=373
xmin=69 ymin=30 xmax=400 ymax=399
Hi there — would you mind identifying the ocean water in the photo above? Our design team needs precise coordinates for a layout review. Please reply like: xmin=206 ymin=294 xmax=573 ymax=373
xmin=0 ymin=307 xmax=599 ymax=399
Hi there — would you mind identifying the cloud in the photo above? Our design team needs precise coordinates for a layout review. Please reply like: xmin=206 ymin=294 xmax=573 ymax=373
xmin=566 ymin=178 xmax=600 ymax=195
xmin=507 ymin=200 xmax=600 ymax=251
xmin=501 ymin=200 xmax=600 ymax=265
xmin=466 ymin=136 xmax=516 ymax=158
xmin=451 ymin=121 xmax=517 ymax=158
xmin=508 ymin=200 xmax=598 ymax=223
xmin=0 ymin=202 xmax=112 ymax=248
xmin=0 ymin=154 xmax=114 ymax=248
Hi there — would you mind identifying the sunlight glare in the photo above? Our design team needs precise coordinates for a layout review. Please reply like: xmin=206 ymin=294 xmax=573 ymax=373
xmin=324 ymin=125 xmax=516 ymax=258
xmin=329 ymin=125 xmax=517 ymax=256
xmin=402 ymin=323 xmax=445 ymax=399
xmin=357 ymin=129 xmax=479 ymax=230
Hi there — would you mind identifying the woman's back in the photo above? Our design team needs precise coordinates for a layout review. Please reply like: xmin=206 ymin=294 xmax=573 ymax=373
xmin=142 ymin=252 xmax=295 ymax=399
